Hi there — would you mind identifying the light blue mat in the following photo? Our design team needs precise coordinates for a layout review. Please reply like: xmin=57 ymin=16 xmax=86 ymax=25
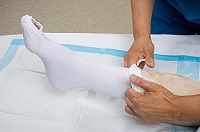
xmin=0 ymin=38 xmax=198 ymax=132
xmin=0 ymin=39 xmax=199 ymax=80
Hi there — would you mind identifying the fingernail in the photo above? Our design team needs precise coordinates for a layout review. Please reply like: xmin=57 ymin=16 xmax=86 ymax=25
xmin=130 ymin=74 xmax=137 ymax=82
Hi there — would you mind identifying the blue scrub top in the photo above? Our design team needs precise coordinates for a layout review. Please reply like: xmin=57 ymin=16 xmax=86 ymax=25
xmin=167 ymin=0 xmax=200 ymax=24
xmin=151 ymin=0 xmax=200 ymax=34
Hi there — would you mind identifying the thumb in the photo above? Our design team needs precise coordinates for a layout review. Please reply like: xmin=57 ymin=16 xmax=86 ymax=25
xmin=130 ymin=74 xmax=156 ymax=92
xmin=145 ymin=51 xmax=155 ymax=68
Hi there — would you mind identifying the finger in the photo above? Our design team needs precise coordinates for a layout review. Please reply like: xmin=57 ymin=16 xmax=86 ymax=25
xmin=125 ymin=105 xmax=136 ymax=116
xmin=128 ymin=59 xmax=136 ymax=68
xmin=127 ymin=54 xmax=139 ymax=68
xmin=124 ymin=58 xmax=128 ymax=68
xmin=125 ymin=97 xmax=133 ymax=106
xmin=145 ymin=50 xmax=155 ymax=68
xmin=126 ymin=88 xmax=143 ymax=101
xmin=145 ymin=57 xmax=155 ymax=68
xmin=130 ymin=74 xmax=157 ymax=92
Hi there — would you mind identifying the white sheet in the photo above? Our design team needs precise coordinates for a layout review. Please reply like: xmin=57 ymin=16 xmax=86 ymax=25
xmin=0 ymin=33 xmax=199 ymax=132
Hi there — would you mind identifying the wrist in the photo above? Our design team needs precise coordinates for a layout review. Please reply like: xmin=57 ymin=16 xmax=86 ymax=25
xmin=168 ymin=95 xmax=200 ymax=126
xmin=173 ymin=96 xmax=197 ymax=121
xmin=170 ymin=96 xmax=184 ymax=122
xmin=133 ymin=33 xmax=152 ymax=43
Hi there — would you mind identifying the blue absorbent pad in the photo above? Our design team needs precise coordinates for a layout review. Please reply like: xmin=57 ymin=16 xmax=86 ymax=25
xmin=2 ymin=38 xmax=200 ymax=80
xmin=0 ymin=33 xmax=199 ymax=132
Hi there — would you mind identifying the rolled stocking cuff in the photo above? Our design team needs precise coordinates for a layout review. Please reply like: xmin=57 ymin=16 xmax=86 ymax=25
xmin=129 ymin=64 xmax=144 ymax=93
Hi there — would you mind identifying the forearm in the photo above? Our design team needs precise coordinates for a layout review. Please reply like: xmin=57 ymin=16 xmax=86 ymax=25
xmin=171 ymin=95 xmax=200 ymax=126
xmin=130 ymin=0 xmax=154 ymax=41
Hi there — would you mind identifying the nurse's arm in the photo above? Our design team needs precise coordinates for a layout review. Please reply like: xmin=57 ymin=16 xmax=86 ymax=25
xmin=124 ymin=0 xmax=155 ymax=68
xmin=130 ymin=0 xmax=154 ymax=41
xmin=173 ymin=95 xmax=200 ymax=126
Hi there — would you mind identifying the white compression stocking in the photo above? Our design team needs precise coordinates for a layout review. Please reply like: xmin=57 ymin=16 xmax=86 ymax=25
xmin=21 ymin=15 xmax=143 ymax=99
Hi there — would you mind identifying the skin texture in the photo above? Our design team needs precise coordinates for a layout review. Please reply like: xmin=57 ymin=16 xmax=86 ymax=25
xmin=125 ymin=0 xmax=200 ymax=126
xmin=142 ymin=70 xmax=200 ymax=96
xmin=125 ymin=73 xmax=200 ymax=126
xmin=124 ymin=0 xmax=155 ymax=68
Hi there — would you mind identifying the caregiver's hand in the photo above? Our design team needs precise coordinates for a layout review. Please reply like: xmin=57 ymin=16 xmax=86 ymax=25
xmin=124 ymin=39 xmax=155 ymax=68
xmin=125 ymin=74 xmax=179 ymax=124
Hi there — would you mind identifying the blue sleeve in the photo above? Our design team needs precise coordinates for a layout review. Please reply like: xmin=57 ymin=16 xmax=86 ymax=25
xmin=167 ymin=0 xmax=200 ymax=24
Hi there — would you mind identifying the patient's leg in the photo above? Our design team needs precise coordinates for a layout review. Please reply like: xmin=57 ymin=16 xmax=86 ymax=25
xmin=142 ymin=70 xmax=200 ymax=96
xmin=21 ymin=15 xmax=131 ymax=99
xmin=21 ymin=15 xmax=200 ymax=99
